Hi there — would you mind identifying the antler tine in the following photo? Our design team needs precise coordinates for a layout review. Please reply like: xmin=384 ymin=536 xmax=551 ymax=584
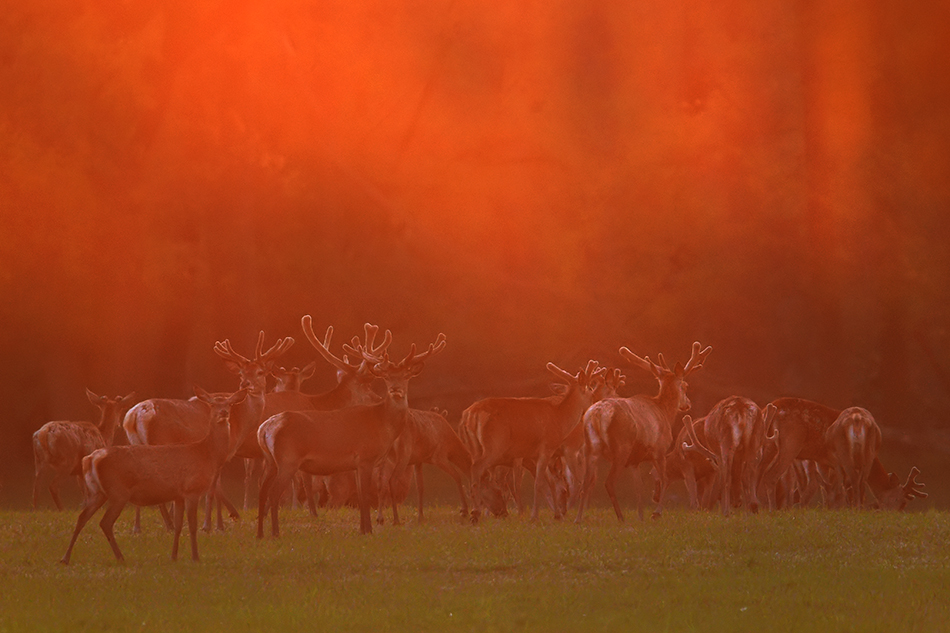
xmin=301 ymin=315 xmax=359 ymax=370
xmin=683 ymin=341 xmax=713 ymax=376
xmin=214 ymin=339 xmax=251 ymax=364
xmin=656 ymin=353 xmax=671 ymax=371
xmin=904 ymin=467 xmax=928 ymax=499
xmin=358 ymin=323 xmax=394 ymax=358
xmin=258 ymin=333 xmax=295 ymax=363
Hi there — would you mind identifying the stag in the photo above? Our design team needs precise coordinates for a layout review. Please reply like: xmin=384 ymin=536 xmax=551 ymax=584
xmin=61 ymin=388 xmax=246 ymax=564
xmin=575 ymin=342 xmax=711 ymax=523
xmin=463 ymin=361 xmax=603 ymax=523
xmin=757 ymin=398 xmax=926 ymax=510
xmin=33 ymin=390 xmax=137 ymax=510
xmin=825 ymin=406 xmax=882 ymax=508
xmin=256 ymin=322 xmax=445 ymax=536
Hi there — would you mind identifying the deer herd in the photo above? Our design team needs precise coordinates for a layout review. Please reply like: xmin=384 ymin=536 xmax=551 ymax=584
xmin=31 ymin=317 xmax=928 ymax=564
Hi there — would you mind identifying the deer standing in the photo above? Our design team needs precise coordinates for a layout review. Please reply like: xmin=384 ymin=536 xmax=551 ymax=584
xmin=256 ymin=322 xmax=445 ymax=536
xmin=463 ymin=360 xmax=603 ymax=523
xmin=33 ymin=390 xmax=137 ymax=510
xmin=575 ymin=342 xmax=711 ymax=523
xmin=60 ymin=388 xmax=246 ymax=564
xmin=122 ymin=332 xmax=291 ymax=532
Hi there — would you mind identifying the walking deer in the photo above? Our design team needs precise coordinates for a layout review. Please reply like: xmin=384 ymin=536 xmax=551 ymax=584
xmin=61 ymin=388 xmax=246 ymax=564
xmin=122 ymin=331 xmax=291 ymax=531
xmin=463 ymin=360 xmax=603 ymax=523
xmin=33 ymin=390 xmax=137 ymax=510
xmin=575 ymin=341 xmax=712 ymax=523
xmin=757 ymin=397 xmax=927 ymax=510
xmin=256 ymin=322 xmax=445 ymax=536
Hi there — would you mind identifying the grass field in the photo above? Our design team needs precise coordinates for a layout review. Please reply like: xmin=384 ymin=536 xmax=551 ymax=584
xmin=1 ymin=505 xmax=948 ymax=632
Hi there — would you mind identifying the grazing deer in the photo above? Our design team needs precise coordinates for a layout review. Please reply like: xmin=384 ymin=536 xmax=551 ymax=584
xmin=575 ymin=342 xmax=712 ymax=523
xmin=123 ymin=332 xmax=291 ymax=532
xmin=256 ymin=323 xmax=445 ymax=537
xmin=680 ymin=398 xmax=777 ymax=516
xmin=664 ymin=414 xmax=718 ymax=510
xmin=464 ymin=360 xmax=603 ymax=523
xmin=33 ymin=390 xmax=137 ymax=510
xmin=60 ymin=388 xmax=246 ymax=564
xmin=757 ymin=398 xmax=927 ymax=510
xmin=824 ymin=407 xmax=882 ymax=508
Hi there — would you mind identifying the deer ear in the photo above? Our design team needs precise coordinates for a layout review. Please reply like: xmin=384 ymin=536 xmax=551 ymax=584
xmin=222 ymin=360 xmax=243 ymax=375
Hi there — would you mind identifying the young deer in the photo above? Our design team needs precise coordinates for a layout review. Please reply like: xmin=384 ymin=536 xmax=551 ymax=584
xmin=33 ymin=390 xmax=137 ymax=510
xmin=575 ymin=342 xmax=711 ymax=523
xmin=122 ymin=332 xmax=290 ymax=532
xmin=60 ymin=388 xmax=247 ymax=564
xmin=757 ymin=397 xmax=927 ymax=510
xmin=256 ymin=324 xmax=445 ymax=537
xmin=463 ymin=360 xmax=604 ymax=523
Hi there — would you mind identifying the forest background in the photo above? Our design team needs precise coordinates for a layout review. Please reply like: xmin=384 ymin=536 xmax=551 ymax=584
xmin=1 ymin=1 xmax=949 ymax=507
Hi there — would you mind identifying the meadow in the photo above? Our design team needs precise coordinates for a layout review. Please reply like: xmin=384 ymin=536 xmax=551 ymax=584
xmin=0 ymin=505 xmax=948 ymax=633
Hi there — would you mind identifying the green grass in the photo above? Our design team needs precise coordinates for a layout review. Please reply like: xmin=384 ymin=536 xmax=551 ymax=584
xmin=1 ymin=506 xmax=948 ymax=632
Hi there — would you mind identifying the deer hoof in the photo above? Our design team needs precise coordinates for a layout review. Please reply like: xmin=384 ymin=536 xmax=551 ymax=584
xmin=651 ymin=511 xmax=662 ymax=521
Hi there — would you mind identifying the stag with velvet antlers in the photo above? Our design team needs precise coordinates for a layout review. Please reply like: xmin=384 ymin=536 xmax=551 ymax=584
xmin=256 ymin=321 xmax=446 ymax=536
xmin=463 ymin=360 xmax=604 ymax=523
xmin=575 ymin=342 xmax=712 ymax=523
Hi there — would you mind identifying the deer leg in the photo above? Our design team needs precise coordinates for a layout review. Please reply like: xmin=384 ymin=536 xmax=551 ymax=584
xmin=355 ymin=464 xmax=374 ymax=535
xmin=512 ymin=460 xmax=525 ymax=515
xmin=604 ymin=452 xmax=630 ymax=523
xmin=132 ymin=506 xmax=142 ymax=534
xmin=171 ymin=499 xmax=185 ymax=561
xmin=60 ymin=490 xmax=108 ymax=565
xmin=158 ymin=503 xmax=174 ymax=531
xmin=187 ymin=497 xmax=200 ymax=561
xmin=574 ymin=450 xmax=599 ymax=523
xmin=651 ymin=454 xmax=669 ymax=520
xmin=243 ymin=458 xmax=255 ymax=511
xmin=415 ymin=464 xmax=426 ymax=522
xmin=256 ymin=461 xmax=276 ymax=539
xmin=98 ymin=500 xmax=128 ymax=563
xmin=48 ymin=480 xmax=65 ymax=511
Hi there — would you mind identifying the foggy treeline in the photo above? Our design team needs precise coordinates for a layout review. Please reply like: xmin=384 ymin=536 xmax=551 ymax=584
xmin=2 ymin=1 xmax=949 ymax=505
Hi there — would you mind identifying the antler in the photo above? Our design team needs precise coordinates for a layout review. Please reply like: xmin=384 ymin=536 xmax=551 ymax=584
xmin=619 ymin=346 xmax=663 ymax=377
xmin=345 ymin=326 xmax=444 ymax=373
xmin=681 ymin=415 xmax=720 ymax=468
xmin=902 ymin=467 xmax=928 ymax=501
xmin=683 ymin=341 xmax=713 ymax=376
xmin=214 ymin=338 xmax=251 ymax=365
xmin=301 ymin=315 xmax=363 ymax=371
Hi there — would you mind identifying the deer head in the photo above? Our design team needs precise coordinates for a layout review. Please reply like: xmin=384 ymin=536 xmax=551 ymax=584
xmin=619 ymin=341 xmax=711 ymax=412
xmin=214 ymin=331 xmax=294 ymax=394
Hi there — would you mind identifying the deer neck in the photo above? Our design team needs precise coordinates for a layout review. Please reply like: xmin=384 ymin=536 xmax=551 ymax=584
xmin=97 ymin=405 xmax=119 ymax=448
xmin=556 ymin=386 xmax=592 ymax=435
xmin=230 ymin=389 xmax=265 ymax=448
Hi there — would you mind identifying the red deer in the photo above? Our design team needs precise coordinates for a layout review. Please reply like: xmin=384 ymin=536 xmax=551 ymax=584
xmin=464 ymin=360 xmax=603 ymax=523
xmin=61 ymin=388 xmax=246 ymax=564
xmin=242 ymin=320 xmax=388 ymax=512
xmin=824 ymin=406 xmax=882 ymax=508
xmin=376 ymin=407 xmax=479 ymax=525
xmin=575 ymin=342 xmax=712 ymax=523
xmin=757 ymin=397 xmax=927 ymax=510
xmin=122 ymin=332 xmax=291 ymax=532
xmin=33 ymin=390 xmax=137 ymax=510
xmin=665 ymin=415 xmax=718 ymax=510
xmin=680 ymin=398 xmax=777 ymax=515
xmin=256 ymin=323 xmax=445 ymax=536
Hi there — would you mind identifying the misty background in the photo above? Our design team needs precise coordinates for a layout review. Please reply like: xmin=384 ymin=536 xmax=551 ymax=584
xmin=2 ymin=1 xmax=949 ymax=508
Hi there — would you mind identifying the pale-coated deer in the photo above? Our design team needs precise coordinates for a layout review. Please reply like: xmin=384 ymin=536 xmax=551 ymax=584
xmin=33 ymin=390 xmax=137 ymax=510
xmin=122 ymin=332 xmax=291 ymax=532
xmin=256 ymin=322 xmax=445 ymax=536
xmin=60 ymin=388 xmax=246 ymax=564
xmin=680 ymin=398 xmax=777 ymax=516
xmin=575 ymin=342 xmax=712 ymax=523
xmin=757 ymin=397 xmax=927 ymax=510
xmin=824 ymin=406 xmax=882 ymax=508
xmin=463 ymin=360 xmax=603 ymax=523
